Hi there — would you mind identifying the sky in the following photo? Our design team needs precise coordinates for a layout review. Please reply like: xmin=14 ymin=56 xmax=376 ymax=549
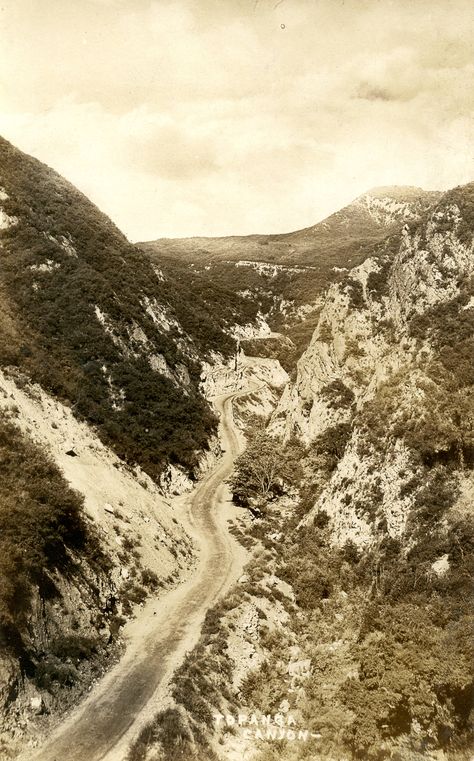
xmin=1 ymin=0 xmax=473 ymax=241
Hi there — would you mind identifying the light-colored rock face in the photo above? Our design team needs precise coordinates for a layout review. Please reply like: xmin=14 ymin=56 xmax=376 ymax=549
xmin=234 ymin=260 xmax=308 ymax=278
xmin=389 ymin=205 xmax=474 ymax=327
xmin=230 ymin=313 xmax=272 ymax=341
xmin=431 ymin=554 xmax=450 ymax=577
xmin=42 ymin=232 xmax=77 ymax=257
xmin=141 ymin=295 xmax=180 ymax=333
xmin=0 ymin=208 xmax=18 ymax=230
xmin=306 ymin=435 xmax=416 ymax=546
xmin=272 ymin=195 xmax=474 ymax=547
xmin=0 ymin=658 xmax=17 ymax=715
xmin=199 ymin=352 xmax=247 ymax=399
xmin=360 ymin=194 xmax=423 ymax=227
xmin=0 ymin=187 xmax=17 ymax=230
xmin=226 ymin=602 xmax=264 ymax=691
xmin=200 ymin=352 xmax=288 ymax=401
xmin=94 ymin=304 xmax=193 ymax=390
xmin=29 ymin=259 xmax=61 ymax=273
xmin=0 ymin=188 xmax=18 ymax=229
xmin=271 ymin=257 xmax=386 ymax=444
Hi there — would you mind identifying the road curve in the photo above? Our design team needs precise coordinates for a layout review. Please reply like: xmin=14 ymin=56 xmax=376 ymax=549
xmin=21 ymin=386 xmax=251 ymax=761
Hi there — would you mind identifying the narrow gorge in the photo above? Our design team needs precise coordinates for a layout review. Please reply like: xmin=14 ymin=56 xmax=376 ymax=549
xmin=0 ymin=136 xmax=472 ymax=761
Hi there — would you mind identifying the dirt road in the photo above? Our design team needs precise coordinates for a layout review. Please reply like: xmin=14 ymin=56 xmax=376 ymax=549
xmin=21 ymin=387 xmax=250 ymax=761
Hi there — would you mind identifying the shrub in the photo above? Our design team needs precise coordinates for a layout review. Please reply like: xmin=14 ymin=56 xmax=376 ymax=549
xmin=281 ymin=527 xmax=340 ymax=609
xmin=141 ymin=568 xmax=159 ymax=590
xmin=343 ymin=604 xmax=473 ymax=756
xmin=51 ymin=634 xmax=99 ymax=662
xmin=0 ymin=414 xmax=103 ymax=658
xmin=320 ymin=379 xmax=355 ymax=409
xmin=35 ymin=658 xmax=79 ymax=690
xmin=313 ymin=510 xmax=330 ymax=529
xmin=346 ymin=279 xmax=365 ymax=309
xmin=311 ymin=422 xmax=352 ymax=466
xmin=318 ymin=321 xmax=333 ymax=343
xmin=128 ymin=708 xmax=195 ymax=761
xmin=229 ymin=432 xmax=298 ymax=508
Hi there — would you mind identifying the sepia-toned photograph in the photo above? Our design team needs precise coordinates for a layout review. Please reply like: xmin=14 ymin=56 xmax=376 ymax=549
xmin=0 ymin=1 xmax=473 ymax=759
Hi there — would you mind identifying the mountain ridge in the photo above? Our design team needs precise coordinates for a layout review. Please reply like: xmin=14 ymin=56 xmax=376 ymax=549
xmin=140 ymin=184 xmax=445 ymax=373
xmin=140 ymin=184 xmax=442 ymax=266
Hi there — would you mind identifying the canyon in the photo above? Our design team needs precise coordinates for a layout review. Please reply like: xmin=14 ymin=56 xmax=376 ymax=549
xmin=0 ymin=137 xmax=472 ymax=761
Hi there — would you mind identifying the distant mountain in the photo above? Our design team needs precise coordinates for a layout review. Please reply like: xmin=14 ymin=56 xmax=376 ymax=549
xmin=140 ymin=187 xmax=442 ymax=370
xmin=141 ymin=186 xmax=442 ymax=267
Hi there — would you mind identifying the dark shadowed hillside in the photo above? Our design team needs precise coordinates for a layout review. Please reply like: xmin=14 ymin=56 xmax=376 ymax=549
xmin=0 ymin=136 xmax=255 ymax=481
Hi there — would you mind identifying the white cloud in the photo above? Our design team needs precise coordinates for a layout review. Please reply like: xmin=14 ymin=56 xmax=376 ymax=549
xmin=0 ymin=0 xmax=473 ymax=239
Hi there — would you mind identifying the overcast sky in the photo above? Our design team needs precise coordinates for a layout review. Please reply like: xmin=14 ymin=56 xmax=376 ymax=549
xmin=1 ymin=0 xmax=473 ymax=240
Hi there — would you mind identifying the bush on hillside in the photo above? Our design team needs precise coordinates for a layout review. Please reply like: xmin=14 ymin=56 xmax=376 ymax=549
xmin=0 ymin=413 xmax=105 ymax=660
xmin=320 ymin=379 xmax=355 ymax=409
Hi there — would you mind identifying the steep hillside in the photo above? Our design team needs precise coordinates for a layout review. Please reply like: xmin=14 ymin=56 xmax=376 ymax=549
xmin=132 ymin=182 xmax=474 ymax=761
xmin=0 ymin=137 xmax=237 ymax=752
xmin=0 ymin=136 xmax=249 ymax=482
xmin=262 ymin=181 xmax=474 ymax=758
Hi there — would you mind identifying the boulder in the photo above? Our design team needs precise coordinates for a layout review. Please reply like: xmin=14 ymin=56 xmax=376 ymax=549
xmin=30 ymin=696 xmax=43 ymax=715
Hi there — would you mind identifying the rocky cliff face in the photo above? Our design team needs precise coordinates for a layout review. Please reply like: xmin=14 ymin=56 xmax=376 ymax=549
xmin=272 ymin=183 xmax=474 ymax=547
xmin=191 ymin=185 xmax=474 ymax=761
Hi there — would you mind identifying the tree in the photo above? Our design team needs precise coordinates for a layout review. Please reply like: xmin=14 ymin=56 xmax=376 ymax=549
xmin=229 ymin=433 xmax=289 ymax=509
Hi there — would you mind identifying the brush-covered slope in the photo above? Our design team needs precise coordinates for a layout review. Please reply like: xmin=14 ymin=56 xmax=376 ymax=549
xmin=261 ymin=181 xmax=474 ymax=758
xmin=0 ymin=136 xmax=247 ymax=481
xmin=0 ymin=136 xmax=226 ymax=748
xmin=0 ymin=365 xmax=193 ymax=749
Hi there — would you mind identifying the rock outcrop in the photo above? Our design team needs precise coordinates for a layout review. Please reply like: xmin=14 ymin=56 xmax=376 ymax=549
xmin=272 ymin=184 xmax=474 ymax=546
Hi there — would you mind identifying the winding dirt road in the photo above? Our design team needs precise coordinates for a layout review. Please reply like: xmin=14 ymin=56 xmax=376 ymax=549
xmin=22 ymin=386 xmax=251 ymax=761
